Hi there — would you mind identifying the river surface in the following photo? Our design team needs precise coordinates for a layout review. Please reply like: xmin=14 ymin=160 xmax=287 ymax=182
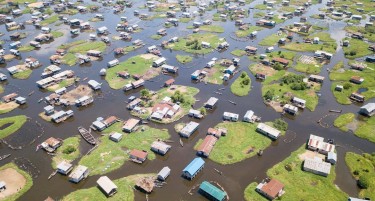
xmin=0 ymin=0 xmax=374 ymax=200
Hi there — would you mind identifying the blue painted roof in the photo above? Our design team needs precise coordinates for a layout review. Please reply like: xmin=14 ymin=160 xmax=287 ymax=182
xmin=183 ymin=157 xmax=205 ymax=176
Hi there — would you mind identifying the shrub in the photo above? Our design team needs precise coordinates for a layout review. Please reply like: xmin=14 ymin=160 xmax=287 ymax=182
xmin=171 ymin=90 xmax=185 ymax=103
xmin=264 ymin=90 xmax=274 ymax=100
xmin=242 ymin=78 xmax=250 ymax=85
xmin=63 ymin=146 xmax=76 ymax=155
xmin=343 ymin=83 xmax=351 ymax=90
xmin=241 ymin=72 xmax=246 ymax=78
xmin=273 ymin=118 xmax=288 ymax=131
xmin=358 ymin=175 xmax=370 ymax=189
xmin=199 ymin=107 xmax=207 ymax=115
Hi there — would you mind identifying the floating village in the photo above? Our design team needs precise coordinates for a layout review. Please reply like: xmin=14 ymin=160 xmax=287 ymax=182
xmin=0 ymin=0 xmax=374 ymax=200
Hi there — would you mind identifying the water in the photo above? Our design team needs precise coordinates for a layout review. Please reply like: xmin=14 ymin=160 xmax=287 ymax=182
xmin=0 ymin=0 xmax=374 ymax=200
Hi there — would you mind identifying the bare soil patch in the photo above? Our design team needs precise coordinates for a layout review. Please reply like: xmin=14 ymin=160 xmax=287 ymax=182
xmin=298 ymin=150 xmax=325 ymax=161
xmin=0 ymin=168 xmax=26 ymax=199
xmin=60 ymin=85 xmax=93 ymax=105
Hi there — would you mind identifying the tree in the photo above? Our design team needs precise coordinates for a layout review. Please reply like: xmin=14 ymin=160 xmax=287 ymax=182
xmin=171 ymin=90 xmax=185 ymax=103
xmin=343 ymin=82 xmax=351 ymax=90
xmin=264 ymin=90 xmax=274 ymax=100
xmin=242 ymin=78 xmax=250 ymax=85
xmin=140 ymin=89 xmax=151 ymax=100
xmin=241 ymin=72 xmax=246 ymax=78
xmin=273 ymin=118 xmax=288 ymax=131
xmin=199 ymin=107 xmax=207 ymax=115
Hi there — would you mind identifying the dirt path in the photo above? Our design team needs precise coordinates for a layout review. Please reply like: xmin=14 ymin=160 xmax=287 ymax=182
xmin=0 ymin=168 xmax=26 ymax=199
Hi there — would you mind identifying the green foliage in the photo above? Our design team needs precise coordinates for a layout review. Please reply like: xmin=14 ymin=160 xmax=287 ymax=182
xmin=358 ymin=175 xmax=370 ymax=189
xmin=273 ymin=118 xmax=288 ymax=131
xmin=199 ymin=107 xmax=207 ymax=115
xmin=264 ymin=90 xmax=275 ymax=100
xmin=62 ymin=146 xmax=76 ymax=155
xmin=273 ymin=63 xmax=284 ymax=70
xmin=171 ymin=90 xmax=185 ymax=103
xmin=343 ymin=83 xmax=351 ymax=90
xmin=140 ymin=89 xmax=151 ymax=100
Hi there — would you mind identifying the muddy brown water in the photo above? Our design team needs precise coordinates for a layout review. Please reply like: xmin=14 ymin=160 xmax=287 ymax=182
xmin=0 ymin=0 xmax=374 ymax=200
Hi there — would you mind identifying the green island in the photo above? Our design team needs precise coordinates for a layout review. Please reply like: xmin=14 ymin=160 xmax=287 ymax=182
xmin=345 ymin=152 xmax=375 ymax=200
xmin=58 ymin=40 xmax=106 ymax=66
xmin=40 ymin=15 xmax=59 ymax=26
xmin=79 ymin=124 xmax=169 ymax=175
xmin=0 ymin=115 xmax=27 ymax=139
xmin=199 ymin=25 xmax=224 ymax=33
xmin=13 ymin=69 xmax=32 ymax=79
xmin=329 ymin=62 xmax=375 ymax=105
xmin=52 ymin=136 xmax=81 ymax=169
xmin=344 ymin=26 xmax=375 ymax=42
xmin=51 ymin=31 xmax=64 ymax=38
xmin=0 ymin=163 xmax=33 ymax=201
xmin=333 ymin=113 xmax=356 ymax=132
xmin=165 ymin=33 xmax=222 ymax=54
xmin=105 ymin=54 xmax=159 ymax=90
xmin=151 ymin=34 xmax=163 ymax=40
xmin=244 ymin=145 xmax=348 ymax=201
xmin=230 ymin=72 xmax=251 ymax=96
xmin=194 ymin=121 xmax=286 ymax=165
xmin=62 ymin=174 xmax=155 ymax=201
xmin=343 ymin=38 xmax=373 ymax=59
xmin=19 ymin=45 xmax=35 ymax=52
xmin=176 ymin=55 xmax=193 ymax=64
xmin=231 ymin=49 xmax=246 ymax=57
xmin=131 ymin=86 xmax=199 ymax=123
xmin=260 ymin=72 xmax=320 ymax=111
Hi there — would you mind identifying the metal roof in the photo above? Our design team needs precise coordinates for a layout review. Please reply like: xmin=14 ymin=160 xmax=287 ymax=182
xmin=183 ymin=157 xmax=205 ymax=176
xmin=199 ymin=181 xmax=227 ymax=201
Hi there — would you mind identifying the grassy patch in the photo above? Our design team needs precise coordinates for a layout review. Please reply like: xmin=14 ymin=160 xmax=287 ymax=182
xmin=105 ymin=55 xmax=158 ymax=90
xmin=330 ymin=64 xmax=375 ymax=104
xmin=166 ymin=33 xmax=222 ymax=54
xmin=13 ymin=69 xmax=32 ymax=79
xmin=180 ymin=17 xmax=192 ymax=23
xmin=199 ymin=25 xmax=224 ymax=33
xmin=61 ymin=53 xmax=77 ymax=66
xmin=79 ymin=124 xmax=169 ymax=175
xmin=283 ymin=42 xmax=337 ymax=53
xmin=51 ymin=31 xmax=63 ymax=38
xmin=355 ymin=116 xmax=375 ymax=143
xmin=205 ymin=64 xmax=226 ymax=85
xmin=231 ymin=49 xmax=247 ymax=57
xmin=151 ymin=34 xmax=163 ymax=40
xmin=61 ymin=9 xmax=78 ymax=15
xmin=334 ymin=113 xmax=355 ymax=132
xmin=345 ymin=152 xmax=375 ymax=200
xmin=235 ymin=26 xmax=264 ymax=38
xmin=343 ymin=39 xmax=373 ymax=59
xmin=52 ymin=136 xmax=81 ymax=169
xmin=62 ymin=174 xmax=155 ymax=201
xmin=19 ymin=45 xmax=35 ymax=52
xmin=41 ymin=15 xmax=59 ymax=26
xmin=293 ymin=61 xmax=321 ymax=74
xmin=0 ymin=163 xmax=33 ymax=201
xmin=47 ymin=78 xmax=75 ymax=92
xmin=332 ymin=61 xmax=344 ymax=71
xmin=345 ymin=26 xmax=375 ymax=42
xmin=176 ymin=55 xmax=193 ymax=64
xmin=201 ymin=122 xmax=273 ymax=165
xmin=68 ymin=41 xmax=106 ymax=54
xmin=254 ymin=4 xmax=268 ymax=10
xmin=245 ymin=145 xmax=348 ymax=200
xmin=308 ymin=32 xmax=335 ymax=42
xmin=253 ymin=12 xmax=265 ymax=18
xmin=230 ymin=72 xmax=251 ymax=96
xmin=259 ymin=33 xmax=287 ymax=46
xmin=58 ymin=40 xmax=87 ymax=50
xmin=244 ymin=182 xmax=269 ymax=201
xmin=0 ymin=115 xmax=27 ymax=139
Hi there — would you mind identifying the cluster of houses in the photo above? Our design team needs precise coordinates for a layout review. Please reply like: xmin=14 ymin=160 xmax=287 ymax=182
xmin=192 ymin=57 xmax=240 ymax=82
xmin=1 ymin=93 xmax=27 ymax=105
xmin=196 ymin=127 xmax=227 ymax=157
xmin=222 ymin=110 xmax=261 ymax=123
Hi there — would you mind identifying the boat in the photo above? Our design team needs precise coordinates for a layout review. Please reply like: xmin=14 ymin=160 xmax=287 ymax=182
xmin=0 ymin=154 xmax=11 ymax=161
xmin=78 ymin=126 xmax=97 ymax=145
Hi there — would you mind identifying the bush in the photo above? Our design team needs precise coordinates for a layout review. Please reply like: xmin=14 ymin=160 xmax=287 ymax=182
xmin=358 ymin=175 xmax=370 ymax=189
xmin=171 ymin=90 xmax=185 ymax=103
xmin=63 ymin=146 xmax=76 ymax=155
xmin=264 ymin=90 xmax=274 ymax=100
xmin=273 ymin=118 xmax=288 ymax=131
xmin=349 ymin=50 xmax=357 ymax=56
xmin=242 ymin=78 xmax=250 ymax=85
xmin=353 ymin=170 xmax=360 ymax=175
xmin=343 ymin=83 xmax=351 ymax=90
xmin=199 ymin=107 xmax=207 ymax=115
xmin=241 ymin=72 xmax=246 ymax=78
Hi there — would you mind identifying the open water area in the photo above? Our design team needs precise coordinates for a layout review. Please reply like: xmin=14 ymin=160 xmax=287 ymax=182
xmin=0 ymin=0 xmax=374 ymax=200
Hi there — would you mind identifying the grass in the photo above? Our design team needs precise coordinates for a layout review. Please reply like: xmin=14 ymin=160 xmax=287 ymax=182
xmin=244 ymin=182 xmax=269 ymax=201
xmin=0 ymin=163 xmax=33 ymax=201
xmin=197 ymin=122 xmax=273 ymax=165
xmin=253 ymin=12 xmax=266 ymax=18
xmin=13 ymin=69 xmax=32 ymax=79
xmin=52 ymin=136 xmax=80 ymax=169
xmin=334 ymin=113 xmax=355 ymax=132
xmin=19 ymin=45 xmax=35 ymax=52
xmin=332 ymin=61 xmax=344 ymax=71
xmin=293 ymin=61 xmax=321 ymax=74
xmin=235 ymin=26 xmax=263 ymax=38
xmin=259 ymin=33 xmax=287 ymax=46
xmin=79 ymin=124 xmax=169 ymax=175
xmin=61 ymin=53 xmax=77 ymax=66
xmin=166 ymin=33 xmax=222 ymax=54
xmin=261 ymin=72 xmax=320 ymax=111
xmin=180 ymin=17 xmax=192 ymax=23
xmin=47 ymin=78 xmax=75 ymax=92
xmin=254 ymin=4 xmax=268 ymax=10
xmin=58 ymin=40 xmax=87 ymax=50
xmin=151 ymin=34 xmax=163 ymax=40
xmin=345 ymin=152 xmax=375 ymax=200
xmin=231 ymin=49 xmax=247 ymax=57
xmin=41 ymin=15 xmax=59 ymax=26
xmin=244 ymin=145 xmax=348 ymax=201
xmin=343 ymin=39 xmax=373 ymax=59
xmin=282 ymin=42 xmax=337 ymax=53
xmin=345 ymin=26 xmax=375 ymax=42
xmin=62 ymin=174 xmax=155 ymax=201
xmin=51 ymin=31 xmax=63 ymax=38
xmin=308 ymin=32 xmax=335 ymax=42
xmin=231 ymin=72 xmax=251 ymax=96
xmin=355 ymin=116 xmax=375 ymax=143
xmin=0 ymin=115 xmax=27 ymax=139
xmin=68 ymin=41 xmax=106 ymax=54
xmin=205 ymin=64 xmax=227 ymax=85
xmin=199 ymin=25 xmax=224 ymax=33
xmin=176 ymin=55 xmax=193 ymax=64
xmin=105 ymin=55 xmax=158 ymax=90
xmin=329 ymin=63 xmax=375 ymax=104
xmin=61 ymin=9 xmax=78 ymax=15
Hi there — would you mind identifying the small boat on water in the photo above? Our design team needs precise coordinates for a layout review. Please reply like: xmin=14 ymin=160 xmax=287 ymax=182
xmin=78 ymin=126 xmax=97 ymax=145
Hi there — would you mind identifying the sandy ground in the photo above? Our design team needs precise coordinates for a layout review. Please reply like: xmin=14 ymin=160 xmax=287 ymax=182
xmin=0 ymin=168 xmax=26 ymax=199
xmin=167 ymin=85 xmax=187 ymax=93
xmin=28 ymin=2 xmax=44 ymax=8
xmin=60 ymin=85 xmax=93 ymax=105
xmin=298 ymin=150 xmax=325 ymax=161
xmin=143 ymin=68 xmax=161 ymax=80
xmin=251 ymin=64 xmax=276 ymax=76
xmin=0 ymin=102 xmax=19 ymax=112
xmin=267 ymin=101 xmax=283 ymax=112
xmin=4 ymin=55 xmax=15 ymax=61
xmin=38 ymin=112 xmax=52 ymax=122
xmin=346 ymin=119 xmax=359 ymax=132
xmin=140 ymin=54 xmax=158 ymax=60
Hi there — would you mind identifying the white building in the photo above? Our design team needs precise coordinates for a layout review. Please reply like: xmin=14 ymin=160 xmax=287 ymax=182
xmin=256 ymin=123 xmax=281 ymax=140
